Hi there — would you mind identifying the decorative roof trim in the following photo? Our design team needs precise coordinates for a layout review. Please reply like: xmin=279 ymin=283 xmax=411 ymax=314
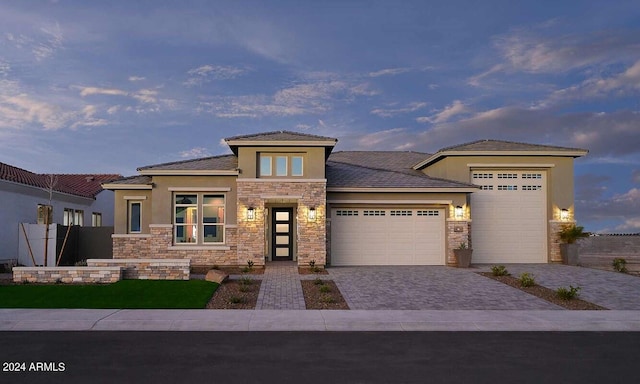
xmin=138 ymin=170 xmax=239 ymax=176
xmin=102 ymin=183 xmax=152 ymax=190
xmin=225 ymin=139 xmax=337 ymax=147
xmin=327 ymin=187 xmax=478 ymax=193
xmin=413 ymin=149 xmax=588 ymax=170
xmin=168 ymin=187 xmax=232 ymax=192
xmin=467 ymin=163 xmax=557 ymax=168
xmin=328 ymin=199 xmax=453 ymax=205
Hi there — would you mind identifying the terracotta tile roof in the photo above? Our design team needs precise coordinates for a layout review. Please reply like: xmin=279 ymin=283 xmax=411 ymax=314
xmin=137 ymin=154 xmax=238 ymax=171
xmin=225 ymin=130 xmax=337 ymax=142
xmin=437 ymin=139 xmax=587 ymax=153
xmin=0 ymin=162 xmax=121 ymax=198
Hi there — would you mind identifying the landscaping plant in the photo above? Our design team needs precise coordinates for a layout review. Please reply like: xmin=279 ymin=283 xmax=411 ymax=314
xmin=556 ymin=285 xmax=581 ymax=300
xmin=491 ymin=265 xmax=510 ymax=276
xmin=612 ymin=258 xmax=628 ymax=273
xmin=559 ymin=224 xmax=589 ymax=244
xmin=519 ymin=272 xmax=536 ymax=287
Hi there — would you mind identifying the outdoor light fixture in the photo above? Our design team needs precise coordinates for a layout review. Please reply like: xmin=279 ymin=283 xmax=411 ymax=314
xmin=560 ymin=208 xmax=569 ymax=221
xmin=308 ymin=207 xmax=317 ymax=222
xmin=247 ymin=207 xmax=255 ymax=221
xmin=454 ymin=205 xmax=464 ymax=219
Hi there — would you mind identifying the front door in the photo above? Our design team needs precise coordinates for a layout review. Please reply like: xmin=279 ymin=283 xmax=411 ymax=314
xmin=272 ymin=208 xmax=293 ymax=261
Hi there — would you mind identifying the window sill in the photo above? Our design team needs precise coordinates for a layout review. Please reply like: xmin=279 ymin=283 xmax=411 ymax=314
xmin=168 ymin=245 xmax=231 ymax=251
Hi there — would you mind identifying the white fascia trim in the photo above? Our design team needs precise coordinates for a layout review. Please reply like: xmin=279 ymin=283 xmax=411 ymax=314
xmin=168 ymin=245 xmax=231 ymax=251
xmin=123 ymin=195 xmax=147 ymax=200
xmin=168 ymin=187 xmax=232 ymax=192
xmin=327 ymin=187 xmax=478 ymax=193
xmin=413 ymin=150 xmax=588 ymax=170
xmin=467 ymin=163 xmax=556 ymax=168
xmin=112 ymin=234 xmax=152 ymax=238
xmin=328 ymin=199 xmax=453 ymax=205
xmin=261 ymin=195 xmax=304 ymax=200
xmin=226 ymin=140 xmax=337 ymax=147
xmin=138 ymin=170 xmax=239 ymax=176
xmin=237 ymin=178 xmax=327 ymax=183
xmin=103 ymin=183 xmax=152 ymax=190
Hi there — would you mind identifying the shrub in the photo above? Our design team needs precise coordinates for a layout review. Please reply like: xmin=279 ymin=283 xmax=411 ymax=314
xmin=320 ymin=295 xmax=335 ymax=304
xmin=313 ymin=278 xmax=325 ymax=286
xmin=228 ymin=296 xmax=244 ymax=304
xmin=246 ymin=260 xmax=254 ymax=270
xmin=309 ymin=259 xmax=321 ymax=273
xmin=491 ymin=265 xmax=510 ymax=276
xmin=238 ymin=285 xmax=251 ymax=293
xmin=239 ymin=276 xmax=253 ymax=286
xmin=612 ymin=258 xmax=628 ymax=273
xmin=559 ymin=224 xmax=589 ymax=244
xmin=519 ymin=272 xmax=536 ymax=287
xmin=319 ymin=285 xmax=331 ymax=293
xmin=556 ymin=285 xmax=581 ymax=300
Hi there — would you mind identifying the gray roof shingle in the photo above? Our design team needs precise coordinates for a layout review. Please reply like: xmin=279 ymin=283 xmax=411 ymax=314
xmin=438 ymin=139 xmax=587 ymax=153
xmin=137 ymin=155 xmax=238 ymax=171
xmin=328 ymin=151 xmax=431 ymax=173
xmin=225 ymin=130 xmax=337 ymax=142
xmin=105 ymin=175 xmax=152 ymax=185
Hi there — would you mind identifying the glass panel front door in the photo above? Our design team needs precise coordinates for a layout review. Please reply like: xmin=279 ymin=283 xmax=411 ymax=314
xmin=272 ymin=208 xmax=293 ymax=261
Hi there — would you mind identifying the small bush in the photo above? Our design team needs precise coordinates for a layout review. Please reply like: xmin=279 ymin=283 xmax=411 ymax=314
xmin=309 ymin=259 xmax=321 ymax=273
xmin=238 ymin=285 xmax=251 ymax=293
xmin=556 ymin=285 xmax=581 ymax=300
xmin=313 ymin=278 xmax=325 ymax=286
xmin=239 ymin=276 xmax=253 ymax=286
xmin=319 ymin=285 xmax=331 ymax=293
xmin=612 ymin=258 xmax=628 ymax=273
xmin=519 ymin=272 xmax=536 ymax=287
xmin=491 ymin=265 xmax=510 ymax=276
xmin=246 ymin=260 xmax=254 ymax=270
xmin=228 ymin=296 xmax=244 ymax=304
xmin=240 ymin=267 xmax=250 ymax=273
xmin=320 ymin=295 xmax=335 ymax=304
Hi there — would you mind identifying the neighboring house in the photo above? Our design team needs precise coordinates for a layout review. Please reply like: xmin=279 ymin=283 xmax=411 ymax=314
xmin=0 ymin=162 xmax=121 ymax=262
xmin=103 ymin=131 xmax=587 ymax=267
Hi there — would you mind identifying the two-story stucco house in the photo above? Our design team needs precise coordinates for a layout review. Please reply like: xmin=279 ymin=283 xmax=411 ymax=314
xmin=103 ymin=131 xmax=587 ymax=268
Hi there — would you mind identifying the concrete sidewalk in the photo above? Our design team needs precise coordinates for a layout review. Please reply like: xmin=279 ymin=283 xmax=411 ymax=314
xmin=1 ymin=309 xmax=639 ymax=331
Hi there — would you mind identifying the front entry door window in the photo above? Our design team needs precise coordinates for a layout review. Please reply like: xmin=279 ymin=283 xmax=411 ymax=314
xmin=272 ymin=208 xmax=293 ymax=261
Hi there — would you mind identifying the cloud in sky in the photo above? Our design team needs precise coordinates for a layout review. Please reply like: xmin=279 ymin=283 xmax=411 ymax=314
xmin=370 ymin=102 xmax=427 ymax=118
xmin=77 ymin=86 xmax=128 ymax=97
xmin=369 ymin=67 xmax=412 ymax=77
xmin=184 ymin=65 xmax=249 ymax=87
xmin=416 ymin=100 xmax=468 ymax=124
xmin=577 ymin=187 xmax=640 ymax=233
xmin=179 ymin=147 xmax=211 ymax=159
xmin=129 ymin=76 xmax=145 ymax=82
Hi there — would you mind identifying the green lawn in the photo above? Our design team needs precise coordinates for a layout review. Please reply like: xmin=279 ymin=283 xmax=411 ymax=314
xmin=0 ymin=280 xmax=219 ymax=309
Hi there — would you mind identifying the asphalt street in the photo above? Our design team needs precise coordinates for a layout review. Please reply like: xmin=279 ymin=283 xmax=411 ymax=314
xmin=1 ymin=331 xmax=638 ymax=384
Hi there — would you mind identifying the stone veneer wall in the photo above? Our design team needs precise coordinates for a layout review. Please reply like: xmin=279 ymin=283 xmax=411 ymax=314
xmin=237 ymin=181 xmax=327 ymax=266
xmin=87 ymin=258 xmax=189 ymax=280
xmin=446 ymin=219 xmax=471 ymax=266
xmin=13 ymin=267 xmax=122 ymax=284
xmin=549 ymin=220 xmax=569 ymax=263
xmin=112 ymin=226 xmax=238 ymax=267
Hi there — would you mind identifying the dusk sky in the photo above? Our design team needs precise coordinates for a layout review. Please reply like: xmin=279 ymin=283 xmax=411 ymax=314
xmin=1 ymin=0 xmax=639 ymax=233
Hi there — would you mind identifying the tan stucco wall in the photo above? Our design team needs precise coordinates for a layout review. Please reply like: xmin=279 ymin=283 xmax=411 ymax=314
xmin=149 ymin=175 xmax=238 ymax=225
xmin=113 ymin=190 xmax=152 ymax=234
xmin=237 ymin=146 xmax=326 ymax=179
xmin=421 ymin=155 xmax=577 ymax=220
xmin=327 ymin=191 xmax=469 ymax=218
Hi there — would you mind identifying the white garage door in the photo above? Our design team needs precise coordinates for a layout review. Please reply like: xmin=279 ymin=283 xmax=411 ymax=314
xmin=471 ymin=171 xmax=547 ymax=263
xmin=330 ymin=208 xmax=445 ymax=266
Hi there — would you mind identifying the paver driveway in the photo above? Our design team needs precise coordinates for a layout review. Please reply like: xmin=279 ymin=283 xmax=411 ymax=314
xmin=328 ymin=266 xmax=560 ymax=310
xmin=327 ymin=265 xmax=640 ymax=310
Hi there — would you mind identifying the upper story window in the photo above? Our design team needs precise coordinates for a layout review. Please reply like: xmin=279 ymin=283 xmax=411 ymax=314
xmin=174 ymin=193 xmax=225 ymax=245
xmin=92 ymin=212 xmax=102 ymax=227
xmin=259 ymin=154 xmax=304 ymax=177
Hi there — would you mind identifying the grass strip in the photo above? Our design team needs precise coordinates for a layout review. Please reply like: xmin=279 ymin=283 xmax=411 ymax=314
xmin=0 ymin=280 xmax=219 ymax=309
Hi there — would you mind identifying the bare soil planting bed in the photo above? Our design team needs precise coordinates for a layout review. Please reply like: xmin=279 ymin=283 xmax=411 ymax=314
xmin=192 ymin=266 xmax=264 ymax=275
xmin=479 ymin=272 xmax=607 ymax=310
xmin=298 ymin=267 xmax=329 ymax=275
xmin=301 ymin=280 xmax=349 ymax=309
xmin=206 ymin=279 xmax=261 ymax=309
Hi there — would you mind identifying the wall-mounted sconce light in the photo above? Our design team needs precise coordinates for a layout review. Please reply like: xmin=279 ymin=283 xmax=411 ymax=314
xmin=247 ymin=207 xmax=255 ymax=221
xmin=560 ymin=208 xmax=569 ymax=221
xmin=454 ymin=205 xmax=464 ymax=219
xmin=308 ymin=207 xmax=317 ymax=222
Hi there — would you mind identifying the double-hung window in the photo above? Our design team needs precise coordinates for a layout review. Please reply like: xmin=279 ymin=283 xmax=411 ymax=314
xmin=174 ymin=194 xmax=225 ymax=244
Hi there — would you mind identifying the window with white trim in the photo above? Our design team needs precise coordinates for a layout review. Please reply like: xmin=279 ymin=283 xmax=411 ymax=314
xmin=174 ymin=193 xmax=225 ymax=244
xmin=92 ymin=212 xmax=102 ymax=227
xmin=63 ymin=208 xmax=73 ymax=226
xmin=74 ymin=210 xmax=84 ymax=227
